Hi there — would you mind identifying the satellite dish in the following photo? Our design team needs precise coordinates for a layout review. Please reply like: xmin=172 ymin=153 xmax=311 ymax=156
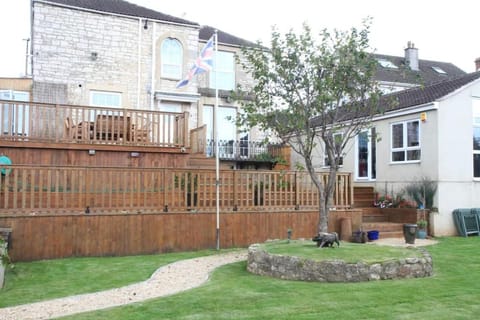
xmin=0 ymin=155 xmax=12 ymax=176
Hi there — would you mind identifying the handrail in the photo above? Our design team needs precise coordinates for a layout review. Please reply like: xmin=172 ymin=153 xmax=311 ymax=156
xmin=0 ymin=100 xmax=188 ymax=147
xmin=0 ymin=165 xmax=353 ymax=214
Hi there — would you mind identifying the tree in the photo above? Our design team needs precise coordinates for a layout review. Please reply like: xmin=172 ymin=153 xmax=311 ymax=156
xmin=234 ymin=21 xmax=383 ymax=233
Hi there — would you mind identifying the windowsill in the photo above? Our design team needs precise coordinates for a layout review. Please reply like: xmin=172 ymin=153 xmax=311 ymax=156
xmin=390 ymin=160 xmax=421 ymax=165
xmin=161 ymin=76 xmax=181 ymax=81
xmin=355 ymin=177 xmax=376 ymax=182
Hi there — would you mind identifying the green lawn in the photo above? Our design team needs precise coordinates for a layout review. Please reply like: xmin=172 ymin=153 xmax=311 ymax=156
xmin=2 ymin=237 xmax=480 ymax=319
xmin=0 ymin=250 xmax=220 ymax=307
xmin=261 ymin=240 xmax=423 ymax=263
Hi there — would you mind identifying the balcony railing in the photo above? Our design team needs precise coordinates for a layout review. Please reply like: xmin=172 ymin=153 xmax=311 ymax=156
xmin=0 ymin=100 xmax=188 ymax=148
xmin=204 ymin=139 xmax=288 ymax=162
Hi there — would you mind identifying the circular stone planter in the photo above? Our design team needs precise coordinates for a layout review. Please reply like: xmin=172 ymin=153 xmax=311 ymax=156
xmin=247 ymin=243 xmax=433 ymax=282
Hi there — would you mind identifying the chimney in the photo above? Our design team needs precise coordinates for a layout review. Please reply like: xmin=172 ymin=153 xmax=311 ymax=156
xmin=404 ymin=41 xmax=419 ymax=71
xmin=475 ymin=57 xmax=480 ymax=71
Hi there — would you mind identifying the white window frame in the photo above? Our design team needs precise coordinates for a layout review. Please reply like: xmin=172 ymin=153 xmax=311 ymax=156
xmin=210 ymin=51 xmax=235 ymax=90
xmin=355 ymin=129 xmax=376 ymax=181
xmin=390 ymin=119 xmax=421 ymax=163
xmin=89 ymin=90 xmax=122 ymax=108
xmin=161 ymin=38 xmax=183 ymax=79
xmin=473 ymin=101 xmax=480 ymax=179
xmin=1 ymin=90 xmax=30 ymax=135
xmin=323 ymin=132 xmax=343 ymax=168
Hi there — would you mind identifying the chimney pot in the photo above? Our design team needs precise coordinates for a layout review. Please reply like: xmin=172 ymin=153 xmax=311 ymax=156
xmin=475 ymin=57 xmax=480 ymax=71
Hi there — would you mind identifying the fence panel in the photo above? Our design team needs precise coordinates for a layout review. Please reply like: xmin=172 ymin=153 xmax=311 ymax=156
xmin=0 ymin=165 xmax=352 ymax=214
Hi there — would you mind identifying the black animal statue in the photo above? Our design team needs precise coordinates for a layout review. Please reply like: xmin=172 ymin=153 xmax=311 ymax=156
xmin=312 ymin=232 xmax=340 ymax=248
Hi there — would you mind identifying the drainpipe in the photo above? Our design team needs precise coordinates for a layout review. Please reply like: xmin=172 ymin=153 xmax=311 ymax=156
xmin=150 ymin=22 xmax=156 ymax=110
xmin=137 ymin=18 xmax=142 ymax=109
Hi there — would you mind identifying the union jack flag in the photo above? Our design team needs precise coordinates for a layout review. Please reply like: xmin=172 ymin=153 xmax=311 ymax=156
xmin=176 ymin=36 xmax=215 ymax=88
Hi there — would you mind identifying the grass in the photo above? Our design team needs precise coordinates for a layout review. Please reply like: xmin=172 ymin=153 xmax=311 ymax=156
xmin=0 ymin=249 xmax=221 ymax=307
xmin=2 ymin=237 xmax=480 ymax=319
xmin=260 ymin=240 xmax=423 ymax=263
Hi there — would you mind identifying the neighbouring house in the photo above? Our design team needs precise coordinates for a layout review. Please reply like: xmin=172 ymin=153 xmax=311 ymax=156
xmin=302 ymin=66 xmax=480 ymax=236
xmin=373 ymin=42 xmax=466 ymax=93
xmin=22 ymin=0 xmax=282 ymax=170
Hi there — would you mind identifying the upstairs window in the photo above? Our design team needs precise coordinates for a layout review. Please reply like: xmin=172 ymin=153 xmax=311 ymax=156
xmin=90 ymin=91 xmax=121 ymax=107
xmin=210 ymin=51 xmax=235 ymax=90
xmin=161 ymin=38 xmax=183 ymax=79
xmin=391 ymin=120 xmax=421 ymax=162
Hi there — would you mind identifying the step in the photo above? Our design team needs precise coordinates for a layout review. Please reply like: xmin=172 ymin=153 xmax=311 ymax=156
xmin=361 ymin=222 xmax=404 ymax=233
xmin=353 ymin=186 xmax=375 ymax=208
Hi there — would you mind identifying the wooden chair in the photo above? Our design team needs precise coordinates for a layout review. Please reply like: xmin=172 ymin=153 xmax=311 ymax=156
xmin=64 ymin=117 xmax=77 ymax=140
xmin=132 ymin=126 xmax=150 ymax=143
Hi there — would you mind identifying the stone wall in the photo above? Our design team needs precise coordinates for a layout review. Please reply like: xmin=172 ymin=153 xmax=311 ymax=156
xmin=247 ymin=243 xmax=433 ymax=282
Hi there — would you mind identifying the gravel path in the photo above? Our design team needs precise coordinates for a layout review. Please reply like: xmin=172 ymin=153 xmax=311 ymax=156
xmin=0 ymin=250 xmax=247 ymax=320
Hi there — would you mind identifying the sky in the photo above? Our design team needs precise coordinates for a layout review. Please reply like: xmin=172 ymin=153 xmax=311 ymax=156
xmin=1 ymin=0 xmax=479 ymax=77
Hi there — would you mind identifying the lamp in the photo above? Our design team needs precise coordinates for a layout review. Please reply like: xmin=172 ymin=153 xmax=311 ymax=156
xmin=143 ymin=19 xmax=148 ymax=30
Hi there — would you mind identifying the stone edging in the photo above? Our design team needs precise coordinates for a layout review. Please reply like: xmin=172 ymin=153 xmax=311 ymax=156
xmin=247 ymin=243 xmax=433 ymax=282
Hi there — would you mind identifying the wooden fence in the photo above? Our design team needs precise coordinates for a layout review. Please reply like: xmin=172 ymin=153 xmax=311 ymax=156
xmin=0 ymin=209 xmax=363 ymax=261
xmin=0 ymin=100 xmax=188 ymax=147
xmin=0 ymin=166 xmax=353 ymax=214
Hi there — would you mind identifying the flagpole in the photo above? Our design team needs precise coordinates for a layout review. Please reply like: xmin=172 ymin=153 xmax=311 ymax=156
xmin=214 ymin=30 xmax=220 ymax=250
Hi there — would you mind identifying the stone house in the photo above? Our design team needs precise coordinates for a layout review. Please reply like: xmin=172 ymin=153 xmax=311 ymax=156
xmin=30 ymin=0 xmax=263 ymax=163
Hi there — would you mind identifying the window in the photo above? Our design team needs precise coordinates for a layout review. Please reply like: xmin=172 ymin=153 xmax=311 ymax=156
xmin=210 ymin=51 xmax=235 ymax=90
xmin=391 ymin=120 xmax=420 ymax=162
xmin=161 ymin=38 xmax=182 ymax=79
xmin=324 ymin=133 xmax=343 ymax=167
xmin=377 ymin=58 xmax=398 ymax=69
xmin=1 ymin=90 xmax=30 ymax=135
xmin=90 ymin=91 xmax=121 ymax=107
xmin=473 ymin=102 xmax=480 ymax=178
xmin=356 ymin=128 xmax=376 ymax=180
xmin=203 ymin=105 xmax=237 ymax=157
xmin=431 ymin=66 xmax=447 ymax=74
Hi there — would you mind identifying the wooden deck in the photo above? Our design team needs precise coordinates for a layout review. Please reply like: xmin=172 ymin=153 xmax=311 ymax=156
xmin=0 ymin=166 xmax=353 ymax=214
xmin=0 ymin=99 xmax=188 ymax=148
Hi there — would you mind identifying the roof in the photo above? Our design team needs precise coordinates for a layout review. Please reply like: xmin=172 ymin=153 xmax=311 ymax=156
xmin=310 ymin=71 xmax=480 ymax=127
xmin=382 ymin=71 xmax=480 ymax=112
xmin=373 ymin=53 xmax=466 ymax=86
xmin=199 ymin=26 xmax=260 ymax=48
xmin=37 ymin=0 xmax=199 ymax=26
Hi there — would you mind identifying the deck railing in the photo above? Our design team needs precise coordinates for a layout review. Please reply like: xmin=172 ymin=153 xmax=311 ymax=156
xmin=0 ymin=100 xmax=188 ymax=147
xmin=0 ymin=165 xmax=353 ymax=214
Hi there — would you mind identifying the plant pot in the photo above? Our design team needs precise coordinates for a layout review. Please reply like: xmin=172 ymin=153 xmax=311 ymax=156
xmin=416 ymin=229 xmax=427 ymax=239
xmin=403 ymin=223 xmax=417 ymax=244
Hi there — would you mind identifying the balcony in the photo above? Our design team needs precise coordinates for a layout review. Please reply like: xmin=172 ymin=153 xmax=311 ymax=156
xmin=0 ymin=100 xmax=188 ymax=148
xmin=189 ymin=125 xmax=290 ymax=168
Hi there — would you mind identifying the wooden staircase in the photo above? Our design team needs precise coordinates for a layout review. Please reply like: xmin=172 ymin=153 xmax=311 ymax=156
xmin=353 ymin=187 xmax=406 ymax=239
xmin=353 ymin=186 xmax=375 ymax=208
xmin=360 ymin=207 xmax=405 ymax=238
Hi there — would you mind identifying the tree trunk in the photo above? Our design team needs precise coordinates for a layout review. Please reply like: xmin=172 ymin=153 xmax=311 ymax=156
xmin=304 ymin=157 xmax=328 ymax=233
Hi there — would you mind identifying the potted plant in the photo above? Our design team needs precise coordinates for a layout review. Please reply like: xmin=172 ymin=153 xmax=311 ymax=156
xmin=416 ymin=219 xmax=428 ymax=239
